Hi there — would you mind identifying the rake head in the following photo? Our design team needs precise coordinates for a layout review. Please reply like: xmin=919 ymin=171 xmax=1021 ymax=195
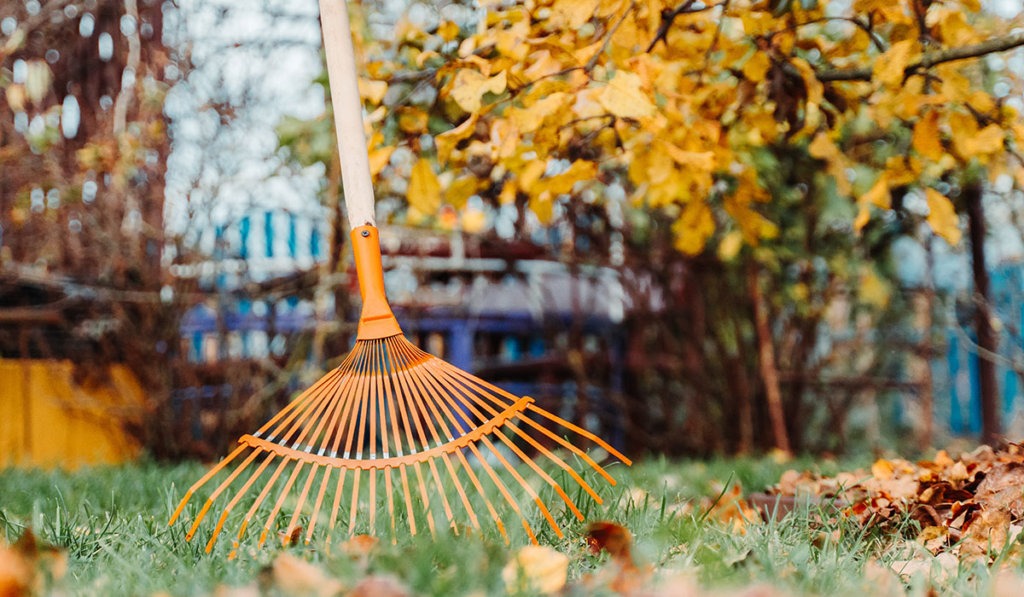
xmin=169 ymin=226 xmax=630 ymax=554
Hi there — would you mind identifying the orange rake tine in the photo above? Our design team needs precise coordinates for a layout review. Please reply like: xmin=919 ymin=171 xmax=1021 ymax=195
xmin=206 ymin=453 xmax=276 ymax=552
xmin=285 ymin=463 xmax=322 ymax=545
xmin=169 ymin=444 xmax=247 ymax=526
xmin=259 ymin=461 xmax=307 ymax=547
xmin=418 ymin=362 xmax=585 ymax=519
xmin=186 ymin=448 xmax=262 ymax=541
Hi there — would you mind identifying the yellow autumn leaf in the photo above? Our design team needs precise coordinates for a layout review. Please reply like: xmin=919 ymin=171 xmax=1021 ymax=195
xmin=855 ymin=176 xmax=890 ymax=232
xmin=509 ymin=92 xmax=569 ymax=133
xmin=435 ymin=115 xmax=478 ymax=164
xmin=445 ymin=176 xmax=482 ymax=209
xmin=461 ymin=206 xmax=487 ymax=233
xmin=742 ymin=52 xmax=771 ymax=82
xmin=717 ymin=230 xmax=744 ymax=262
xmin=530 ymin=192 xmax=556 ymax=224
xmin=408 ymin=159 xmax=441 ymax=215
xmin=860 ymin=268 xmax=891 ymax=309
xmin=551 ymin=0 xmax=599 ymax=29
xmin=397 ymin=107 xmax=428 ymax=134
xmin=450 ymin=69 xmax=507 ymax=113
xmin=663 ymin=142 xmax=716 ymax=171
xmin=958 ymin=124 xmax=1005 ymax=159
xmin=358 ymin=78 xmax=388 ymax=105
xmin=599 ymin=71 xmax=656 ymax=120
xmin=925 ymin=188 xmax=961 ymax=245
xmin=368 ymin=146 xmax=395 ymax=177
xmin=912 ymin=110 xmax=944 ymax=160
xmin=672 ymin=201 xmax=715 ymax=255
xmin=502 ymin=545 xmax=568 ymax=595
xmin=873 ymin=40 xmax=918 ymax=88
xmin=537 ymin=160 xmax=597 ymax=195
xmin=862 ymin=175 xmax=890 ymax=209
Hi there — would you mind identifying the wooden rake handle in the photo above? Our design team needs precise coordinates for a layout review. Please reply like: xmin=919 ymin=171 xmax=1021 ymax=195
xmin=318 ymin=0 xmax=376 ymax=229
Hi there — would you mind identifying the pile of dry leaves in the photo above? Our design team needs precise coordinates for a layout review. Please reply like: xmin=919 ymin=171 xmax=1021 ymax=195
xmin=763 ymin=443 xmax=1024 ymax=560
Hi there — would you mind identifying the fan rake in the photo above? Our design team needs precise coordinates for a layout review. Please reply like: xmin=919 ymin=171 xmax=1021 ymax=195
xmin=167 ymin=0 xmax=630 ymax=554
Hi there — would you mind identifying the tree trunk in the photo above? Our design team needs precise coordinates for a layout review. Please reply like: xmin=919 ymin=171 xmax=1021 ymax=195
xmin=748 ymin=262 xmax=791 ymax=454
xmin=965 ymin=182 xmax=1001 ymax=445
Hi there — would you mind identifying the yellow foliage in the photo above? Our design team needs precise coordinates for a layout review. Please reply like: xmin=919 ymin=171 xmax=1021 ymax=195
xmin=358 ymin=78 xmax=388 ymax=105
xmin=925 ymin=188 xmax=962 ymax=245
xmin=551 ymin=0 xmax=600 ymax=29
xmin=350 ymin=0 xmax=1017 ymax=255
xmin=407 ymin=159 xmax=441 ymax=215
xmin=873 ymin=40 xmax=918 ymax=88
xmin=450 ymin=69 xmax=507 ymax=114
xmin=673 ymin=201 xmax=716 ymax=255
xmin=599 ymin=71 xmax=656 ymax=120
xmin=435 ymin=115 xmax=478 ymax=164
xmin=912 ymin=111 xmax=944 ymax=160
xmin=855 ymin=176 xmax=890 ymax=231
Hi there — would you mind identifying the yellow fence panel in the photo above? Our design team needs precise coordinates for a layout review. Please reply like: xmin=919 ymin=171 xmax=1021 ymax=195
xmin=0 ymin=360 xmax=143 ymax=468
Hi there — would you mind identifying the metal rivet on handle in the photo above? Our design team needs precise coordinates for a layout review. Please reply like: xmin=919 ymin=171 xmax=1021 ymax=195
xmin=361 ymin=230 xmax=370 ymax=237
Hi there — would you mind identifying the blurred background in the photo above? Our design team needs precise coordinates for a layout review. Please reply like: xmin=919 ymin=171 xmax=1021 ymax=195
xmin=4 ymin=0 xmax=1024 ymax=469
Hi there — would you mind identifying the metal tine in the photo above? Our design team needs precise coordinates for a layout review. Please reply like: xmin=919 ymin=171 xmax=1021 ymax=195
xmin=169 ymin=444 xmax=247 ymax=526
xmin=303 ymin=342 xmax=379 ymax=545
xmin=258 ymin=461 xmax=308 ymax=547
xmin=402 ymin=351 xmax=562 ymax=537
xmin=390 ymin=339 xmax=524 ymax=541
xmin=346 ymin=342 xmax=376 ymax=537
xmin=437 ymin=356 xmax=631 ymax=475
xmin=465 ymin=441 xmax=541 ymax=543
xmin=185 ymin=448 xmax=262 ymax=541
xmin=381 ymin=338 xmax=429 ymax=535
xmin=284 ymin=462 xmax=322 ymax=546
xmin=387 ymin=337 xmax=483 ymax=533
xmin=348 ymin=468 xmax=361 ymax=536
xmin=386 ymin=336 xmax=457 ymax=531
xmin=236 ymin=456 xmax=291 ymax=545
xmin=305 ymin=465 xmax=334 ymax=545
xmin=206 ymin=453 xmax=277 ymax=552
xmin=305 ymin=343 xmax=373 ymax=545
xmin=373 ymin=341 xmax=401 ymax=540
xmin=416 ymin=356 xmax=589 ymax=518
xmin=327 ymin=341 xmax=376 ymax=544
xmin=263 ymin=366 xmax=349 ymax=451
xmin=256 ymin=352 xmax=356 ymax=441
xmin=452 ymin=449 xmax=513 ymax=543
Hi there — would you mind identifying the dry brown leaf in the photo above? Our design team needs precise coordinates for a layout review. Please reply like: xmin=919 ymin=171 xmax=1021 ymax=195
xmin=974 ymin=463 xmax=1024 ymax=517
xmin=341 ymin=535 xmax=379 ymax=559
xmin=213 ymin=585 xmax=261 ymax=597
xmin=347 ymin=575 xmax=410 ymax=597
xmin=584 ymin=521 xmax=652 ymax=594
xmin=0 ymin=545 xmax=31 ymax=597
xmin=272 ymin=553 xmax=345 ymax=597
xmin=502 ymin=545 xmax=568 ymax=595
xmin=0 ymin=528 xmax=66 ymax=597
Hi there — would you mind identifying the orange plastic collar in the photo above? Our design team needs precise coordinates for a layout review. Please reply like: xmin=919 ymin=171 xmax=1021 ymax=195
xmin=351 ymin=225 xmax=402 ymax=340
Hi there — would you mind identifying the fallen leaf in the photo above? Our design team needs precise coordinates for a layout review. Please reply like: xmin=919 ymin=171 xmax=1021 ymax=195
xmin=348 ymin=575 xmax=410 ymax=597
xmin=271 ymin=553 xmax=345 ymax=597
xmin=585 ymin=521 xmax=651 ymax=593
xmin=502 ymin=545 xmax=568 ymax=595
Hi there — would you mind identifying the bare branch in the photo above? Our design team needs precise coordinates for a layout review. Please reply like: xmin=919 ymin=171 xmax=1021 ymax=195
xmin=817 ymin=30 xmax=1024 ymax=82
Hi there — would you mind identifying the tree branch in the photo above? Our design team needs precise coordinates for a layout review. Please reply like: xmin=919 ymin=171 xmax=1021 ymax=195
xmin=817 ymin=30 xmax=1024 ymax=82
xmin=645 ymin=0 xmax=719 ymax=53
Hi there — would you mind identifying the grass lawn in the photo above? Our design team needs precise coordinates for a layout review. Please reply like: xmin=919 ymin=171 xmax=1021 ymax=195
xmin=0 ymin=455 xmax=1015 ymax=596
